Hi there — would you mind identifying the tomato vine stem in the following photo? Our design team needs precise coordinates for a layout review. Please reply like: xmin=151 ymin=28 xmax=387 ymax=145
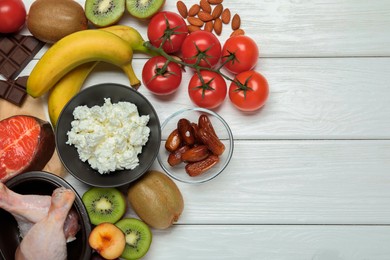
xmin=144 ymin=41 xmax=238 ymax=85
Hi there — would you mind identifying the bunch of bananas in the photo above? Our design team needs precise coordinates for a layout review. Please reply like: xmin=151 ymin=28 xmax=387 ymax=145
xmin=26 ymin=25 xmax=155 ymax=127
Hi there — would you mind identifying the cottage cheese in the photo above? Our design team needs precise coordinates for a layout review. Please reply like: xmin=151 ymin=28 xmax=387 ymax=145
xmin=66 ymin=98 xmax=150 ymax=174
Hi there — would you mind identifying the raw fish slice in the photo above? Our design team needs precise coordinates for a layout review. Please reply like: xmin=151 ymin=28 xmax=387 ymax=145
xmin=0 ymin=115 xmax=55 ymax=182
xmin=15 ymin=187 xmax=76 ymax=260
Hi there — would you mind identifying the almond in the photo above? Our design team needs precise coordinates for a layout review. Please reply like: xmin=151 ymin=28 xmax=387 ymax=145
xmin=176 ymin=1 xmax=188 ymax=19
xmin=200 ymin=0 xmax=212 ymax=13
xmin=231 ymin=13 xmax=241 ymax=30
xmin=188 ymin=25 xmax=201 ymax=33
xmin=187 ymin=16 xmax=204 ymax=27
xmin=211 ymin=4 xmax=223 ymax=19
xmin=221 ymin=8 xmax=231 ymax=24
xmin=188 ymin=4 xmax=200 ymax=17
xmin=213 ymin=17 xmax=222 ymax=36
xmin=204 ymin=21 xmax=214 ymax=32
xmin=207 ymin=0 xmax=223 ymax=5
xmin=230 ymin=28 xmax=245 ymax=37
xmin=198 ymin=11 xmax=213 ymax=22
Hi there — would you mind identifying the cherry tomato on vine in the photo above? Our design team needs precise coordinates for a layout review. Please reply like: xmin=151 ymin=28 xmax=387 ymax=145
xmin=147 ymin=11 xmax=188 ymax=54
xmin=181 ymin=31 xmax=221 ymax=68
xmin=229 ymin=70 xmax=269 ymax=112
xmin=188 ymin=70 xmax=227 ymax=109
xmin=0 ymin=0 xmax=26 ymax=34
xmin=221 ymin=35 xmax=259 ymax=74
xmin=142 ymin=56 xmax=182 ymax=95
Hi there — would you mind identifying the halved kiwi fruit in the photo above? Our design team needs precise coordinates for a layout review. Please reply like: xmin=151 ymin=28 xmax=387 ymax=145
xmin=85 ymin=0 xmax=125 ymax=27
xmin=126 ymin=0 xmax=165 ymax=19
xmin=82 ymin=187 xmax=126 ymax=225
xmin=115 ymin=218 xmax=152 ymax=260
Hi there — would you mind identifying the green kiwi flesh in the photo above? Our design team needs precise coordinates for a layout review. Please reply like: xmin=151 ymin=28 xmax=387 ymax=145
xmin=115 ymin=218 xmax=152 ymax=260
xmin=82 ymin=187 xmax=126 ymax=225
xmin=85 ymin=0 xmax=125 ymax=27
xmin=126 ymin=0 xmax=165 ymax=19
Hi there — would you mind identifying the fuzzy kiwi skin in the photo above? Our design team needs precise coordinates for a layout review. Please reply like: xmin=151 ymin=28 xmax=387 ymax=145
xmin=126 ymin=0 xmax=166 ymax=19
xmin=27 ymin=0 xmax=88 ymax=44
xmin=127 ymin=170 xmax=184 ymax=229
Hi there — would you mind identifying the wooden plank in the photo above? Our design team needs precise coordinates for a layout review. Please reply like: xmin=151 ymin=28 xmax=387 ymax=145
xmin=21 ymin=0 xmax=390 ymax=57
xmin=65 ymin=140 xmax=390 ymax=225
xmin=144 ymin=225 xmax=390 ymax=259
xmin=18 ymin=57 xmax=390 ymax=139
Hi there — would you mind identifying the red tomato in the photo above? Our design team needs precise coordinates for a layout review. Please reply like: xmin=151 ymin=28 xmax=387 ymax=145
xmin=188 ymin=71 xmax=227 ymax=109
xmin=147 ymin=11 xmax=188 ymax=54
xmin=229 ymin=70 xmax=269 ymax=112
xmin=221 ymin=35 xmax=259 ymax=74
xmin=142 ymin=56 xmax=182 ymax=95
xmin=0 ymin=0 xmax=26 ymax=33
xmin=181 ymin=31 xmax=221 ymax=68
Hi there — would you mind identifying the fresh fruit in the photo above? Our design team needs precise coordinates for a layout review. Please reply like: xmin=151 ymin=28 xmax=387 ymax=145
xmin=115 ymin=218 xmax=152 ymax=260
xmin=229 ymin=70 xmax=269 ymax=111
xmin=85 ymin=0 xmax=125 ymax=27
xmin=167 ymin=145 xmax=190 ymax=166
xmin=221 ymin=35 xmax=259 ymax=74
xmin=0 ymin=115 xmax=55 ymax=182
xmin=47 ymin=25 xmax=152 ymax=127
xmin=48 ymin=62 xmax=97 ymax=127
xmin=27 ymin=0 xmax=87 ymax=43
xmin=89 ymin=222 xmax=126 ymax=260
xmin=181 ymin=30 xmax=221 ymax=68
xmin=0 ymin=0 xmax=26 ymax=33
xmin=188 ymin=70 xmax=227 ymax=109
xmin=127 ymin=170 xmax=184 ymax=229
xmin=181 ymin=145 xmax=210 ymax=162
xmin=82 ymin=187 xmax=126 ymax=225
xmin=126 ymin=0 xmax=165 ymax=19
xmin=147 ymin=11 xmax=188 ymax=54
xmin=142 ymin=56 xmax=182 ymax=95
xmin=27 ymin=29 xmax=140 ymax=98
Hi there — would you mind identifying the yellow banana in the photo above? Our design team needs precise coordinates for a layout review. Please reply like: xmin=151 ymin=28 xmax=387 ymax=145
xmin=27 ymin=29 xmax=140 ymax=98
xmin=100 ymin=25 xmax=157 ymax=56
xmin=48 ymin=25 xmax=154 ymax=126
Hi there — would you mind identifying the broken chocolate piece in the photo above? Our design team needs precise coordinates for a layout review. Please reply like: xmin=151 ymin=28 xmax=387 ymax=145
xmin=0 ymin=76 xmax=29 ymax=106
xmin=0 ymin=35 xmax=45 ymax=80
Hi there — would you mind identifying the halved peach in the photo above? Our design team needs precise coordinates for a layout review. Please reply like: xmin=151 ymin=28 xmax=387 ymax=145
xmin=88 ymin=222 xmax=125 ymax=260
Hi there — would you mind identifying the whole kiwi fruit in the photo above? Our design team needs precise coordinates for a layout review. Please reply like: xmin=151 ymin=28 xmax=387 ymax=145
xmin=127 ymin=170 xmax=184 ymax=229
xmin=27 ymin=0 xmax=88 ymax=44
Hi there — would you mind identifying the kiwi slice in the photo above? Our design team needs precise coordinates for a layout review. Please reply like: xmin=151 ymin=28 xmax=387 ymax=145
xmin=85 ymin=0 xmax=125 ymax=27
xmin=126 ymin=0 xmax=165 ymax=19
xmin=82 ymin=187 xmax=126 ymax=225
xmin=115 ymin=218 xmax=152 ymax=260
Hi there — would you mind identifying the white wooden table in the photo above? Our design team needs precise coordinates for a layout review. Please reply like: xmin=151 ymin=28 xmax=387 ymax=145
xmin=15 ymin=0 xmax=390 ymax=259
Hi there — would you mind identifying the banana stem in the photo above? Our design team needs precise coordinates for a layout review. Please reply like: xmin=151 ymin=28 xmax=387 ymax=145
xmin=121 ymin=63 xmax=141 ymax=90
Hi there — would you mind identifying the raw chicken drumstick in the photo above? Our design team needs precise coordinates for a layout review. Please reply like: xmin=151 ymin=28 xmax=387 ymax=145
xmin=15 ymin=187 xmax=76 ymax=260
xmin=0 ymin=182 xmax=80 ymax=241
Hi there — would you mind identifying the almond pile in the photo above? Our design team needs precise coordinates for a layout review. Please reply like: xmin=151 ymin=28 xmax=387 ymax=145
xmin=176 ymin=0 xmax=244 ymax=37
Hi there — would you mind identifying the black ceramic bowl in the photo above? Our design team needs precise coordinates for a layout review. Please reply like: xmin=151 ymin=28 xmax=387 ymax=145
xmin=55 ymin=83 xmax=161 ymax=187
xmin=0 ymin=171 xmax=92 ymax=260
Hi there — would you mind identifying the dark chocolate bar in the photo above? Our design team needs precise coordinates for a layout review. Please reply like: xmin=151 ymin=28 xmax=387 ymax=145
xmin=0 ymin=35 xmax=45 ymax=80
xmin=0 ymin=76 xmax=29 ymax=106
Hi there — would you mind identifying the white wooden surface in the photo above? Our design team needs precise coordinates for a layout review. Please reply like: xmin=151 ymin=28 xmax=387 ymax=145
xmin=9 ymin=0 xmax=390 ymax=259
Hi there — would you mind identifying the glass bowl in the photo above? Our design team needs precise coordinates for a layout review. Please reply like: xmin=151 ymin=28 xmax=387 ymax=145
xmin=157 ymin=107 xmax=234 ymax=184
